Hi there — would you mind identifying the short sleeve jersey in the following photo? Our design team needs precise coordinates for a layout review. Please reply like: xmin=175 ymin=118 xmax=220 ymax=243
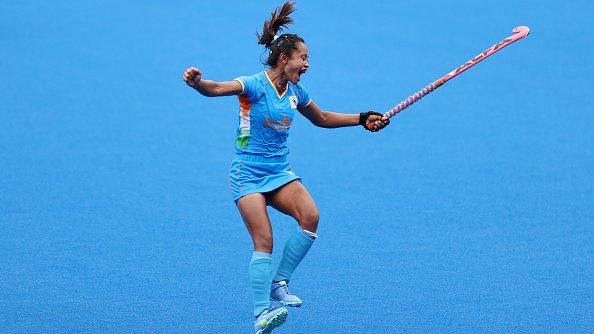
xmin=234 ymin=71 xmax=312 ymax=157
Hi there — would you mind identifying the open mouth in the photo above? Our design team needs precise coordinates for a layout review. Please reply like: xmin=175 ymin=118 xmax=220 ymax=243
xmin=297 ymin=69 xmax=307 ymax=80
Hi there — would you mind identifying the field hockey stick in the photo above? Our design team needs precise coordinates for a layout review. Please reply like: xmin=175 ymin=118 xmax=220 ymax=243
xmin=384 ymin=26 xmax=530 ymax=118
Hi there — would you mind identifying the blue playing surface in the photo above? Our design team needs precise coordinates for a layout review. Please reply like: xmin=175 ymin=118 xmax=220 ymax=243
xmin=2 ymin=1 xmax=593 ymax=332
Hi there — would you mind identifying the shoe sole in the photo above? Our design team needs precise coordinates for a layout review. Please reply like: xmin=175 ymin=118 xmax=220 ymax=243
xmin=257 ymin=309 xmax=288 ymax=334
xmin=270 ymin=296 xmax=302 ymax=308
xmin=277 ymin=300 xmax=302 ymax=308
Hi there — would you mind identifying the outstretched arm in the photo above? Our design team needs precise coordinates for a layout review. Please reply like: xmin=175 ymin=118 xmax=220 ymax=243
xmin=183 ymin=67 xmax=243 ymax=97
xmin=297 ymin=101 xmax=389 ymax=132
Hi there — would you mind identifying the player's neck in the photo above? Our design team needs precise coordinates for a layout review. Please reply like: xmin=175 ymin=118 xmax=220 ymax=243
xmin=267 ymin=69 xmax=288 ymax=92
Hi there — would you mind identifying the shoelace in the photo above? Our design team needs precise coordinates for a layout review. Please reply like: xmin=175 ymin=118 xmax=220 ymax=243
xmin=279 ymin=282 xmax=293 ymax=295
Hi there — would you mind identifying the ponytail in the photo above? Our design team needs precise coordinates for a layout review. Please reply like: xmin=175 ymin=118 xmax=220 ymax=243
xmin=257 ymin=1 xmax=296 ymax=47
xmin=256 ymin=1 xmax=305 ymax=67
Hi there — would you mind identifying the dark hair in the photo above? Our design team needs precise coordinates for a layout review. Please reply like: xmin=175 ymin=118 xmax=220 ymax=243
xmin=256 ymin=1 xmax=305 ymax=67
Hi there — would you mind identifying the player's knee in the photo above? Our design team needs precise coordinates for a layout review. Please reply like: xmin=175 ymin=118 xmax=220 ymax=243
xmin=299 ymin=209 xmax=319 ymax=232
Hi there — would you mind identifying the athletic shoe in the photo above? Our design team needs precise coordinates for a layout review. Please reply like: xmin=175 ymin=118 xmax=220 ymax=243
xmin=270 ymin=281 xmax=302 ymax=307
xmin=254 ymin=306 xmax=288 ymax=334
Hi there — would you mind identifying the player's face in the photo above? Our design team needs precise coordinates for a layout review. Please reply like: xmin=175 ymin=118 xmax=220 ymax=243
xmin=285 ymin=42 xmax=309 ymax=84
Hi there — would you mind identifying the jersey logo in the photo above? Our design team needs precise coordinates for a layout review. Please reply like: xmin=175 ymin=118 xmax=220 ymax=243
xmin=289 ymin=96 xmax=298 ymax=109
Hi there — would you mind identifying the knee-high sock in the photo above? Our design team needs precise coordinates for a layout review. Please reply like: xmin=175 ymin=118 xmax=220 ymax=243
xmin=250 ymin=251 xmax=272 ymax=317
xmin=274 ymin=227 xmax=317 ymax=282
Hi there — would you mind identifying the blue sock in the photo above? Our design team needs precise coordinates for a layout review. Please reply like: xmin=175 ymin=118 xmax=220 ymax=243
xmin=274 ymin=227 xmax=317 ymax=282
xmin=250 ymin=251 xmax=272 ymax=317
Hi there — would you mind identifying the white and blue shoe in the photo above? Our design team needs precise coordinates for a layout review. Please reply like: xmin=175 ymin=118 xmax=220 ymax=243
xmin=270 ymin=281 xmax=302 ymax=307
xmin=254 ymin=306 xmax=288 ymax=334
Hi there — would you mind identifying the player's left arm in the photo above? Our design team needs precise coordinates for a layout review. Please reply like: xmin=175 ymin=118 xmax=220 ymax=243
xmin=297 ymin=101 xmax=390 ymax=131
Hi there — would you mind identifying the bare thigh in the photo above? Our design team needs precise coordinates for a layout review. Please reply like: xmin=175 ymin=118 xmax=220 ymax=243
xmin=265 ymin=180 xmax=320 ymax=233
xmin=236 ymin=193 xmax=274 ymax=253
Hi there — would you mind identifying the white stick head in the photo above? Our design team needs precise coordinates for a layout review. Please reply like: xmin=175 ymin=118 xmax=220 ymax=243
xmin=513 ymin=26 xmax=531 ymax=38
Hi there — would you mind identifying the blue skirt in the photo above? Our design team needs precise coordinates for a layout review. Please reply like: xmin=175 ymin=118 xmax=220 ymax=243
xmin=229 ymin=154 xmax=301 ymax=202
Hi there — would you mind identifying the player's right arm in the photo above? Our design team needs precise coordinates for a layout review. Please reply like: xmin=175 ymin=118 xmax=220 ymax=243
xmin=183 ymin=67 xmax=243 ymax=97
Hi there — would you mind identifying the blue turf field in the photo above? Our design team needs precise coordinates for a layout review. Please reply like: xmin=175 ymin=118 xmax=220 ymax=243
xmin=2 ymin=1 xmax=593 ymax=332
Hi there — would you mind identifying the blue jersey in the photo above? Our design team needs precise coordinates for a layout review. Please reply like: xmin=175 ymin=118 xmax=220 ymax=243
xmin=234 ymin=71 xmax=312 ymax=157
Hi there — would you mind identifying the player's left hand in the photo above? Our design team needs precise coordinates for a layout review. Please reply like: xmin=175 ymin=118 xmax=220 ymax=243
xmin=360 ymin=111 xmax=390 ymax=132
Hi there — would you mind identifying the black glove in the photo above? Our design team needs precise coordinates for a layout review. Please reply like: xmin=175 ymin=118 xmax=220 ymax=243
xmin=359 ymin=111 xmax=386 ymax=131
